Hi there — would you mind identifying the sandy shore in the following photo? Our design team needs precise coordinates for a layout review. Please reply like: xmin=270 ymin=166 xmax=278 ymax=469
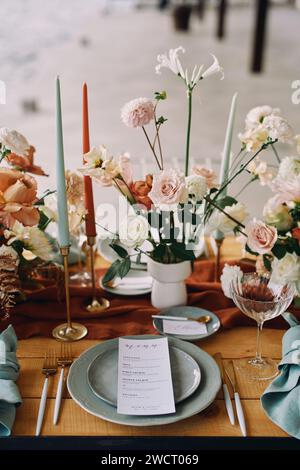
xmin=1 ymin=7 xmax=300 ymax=214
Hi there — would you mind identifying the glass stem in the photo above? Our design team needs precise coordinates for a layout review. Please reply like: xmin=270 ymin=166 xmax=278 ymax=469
xmin=255 ymin=321 xmax=264 ymax=362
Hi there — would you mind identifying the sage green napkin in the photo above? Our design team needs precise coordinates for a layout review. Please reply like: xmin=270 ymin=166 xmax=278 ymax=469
xmin=0 ymin=325 xmax=22 ymax=437
xmin=261 ymin=313 xmax=300 ymax=439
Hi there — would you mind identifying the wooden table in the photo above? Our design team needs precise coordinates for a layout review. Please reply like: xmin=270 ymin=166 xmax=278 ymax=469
xmin=13 ymin=327 xmax=288 ymax=438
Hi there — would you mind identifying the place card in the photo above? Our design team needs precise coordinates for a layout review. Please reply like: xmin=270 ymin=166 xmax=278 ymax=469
xmin=117 ymin=337 xmax=175 ymax=415
xmin=162 ymin=319 xmax=207 ymax=335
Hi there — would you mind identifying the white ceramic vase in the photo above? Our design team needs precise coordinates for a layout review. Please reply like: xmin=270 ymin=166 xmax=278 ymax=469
xmin=147 ymin=258 xmax=192 ymax=309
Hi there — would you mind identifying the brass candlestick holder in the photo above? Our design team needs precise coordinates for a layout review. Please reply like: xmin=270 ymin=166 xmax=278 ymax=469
xmin=52 ymin=246 xmax=88 ymax=341
xmin=85 ymin=236 xmax=110 ymax=313
xmin=214 ymin=236 xmax=224 ymax=282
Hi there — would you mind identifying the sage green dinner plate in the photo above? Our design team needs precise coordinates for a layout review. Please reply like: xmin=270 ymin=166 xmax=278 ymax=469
xmin=67 ymin=335 xmax=221 ymax=427
xmin=87 ymin=345 xmax=201 ymax=406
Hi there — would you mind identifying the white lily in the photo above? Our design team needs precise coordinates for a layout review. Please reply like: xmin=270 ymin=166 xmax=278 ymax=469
xmin=155 ymin=46 xmax=186 ymax=78
xmin=201 ymin=54 xmax=224 ymax=80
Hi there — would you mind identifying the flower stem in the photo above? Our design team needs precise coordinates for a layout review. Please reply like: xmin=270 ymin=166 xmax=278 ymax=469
xmin=271 ymin=143 xmax=281 ymax=163
xmin=234 ymin=176 xmax=256 ymax=198
xmin=185 ymin=88 xmax=193 ymax=177
xmin=142 ymin=126 xmax=162 ymax=170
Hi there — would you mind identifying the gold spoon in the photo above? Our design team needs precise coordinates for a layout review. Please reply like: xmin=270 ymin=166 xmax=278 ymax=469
xmin=152 ymin=314 xmax=212 ymax=324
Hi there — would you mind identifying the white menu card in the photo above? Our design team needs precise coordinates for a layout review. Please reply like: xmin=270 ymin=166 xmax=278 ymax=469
xmin=117 ymin=337 xmax=175 ymax=415
xmin=163 ymin=319 xmax=207 ymax=335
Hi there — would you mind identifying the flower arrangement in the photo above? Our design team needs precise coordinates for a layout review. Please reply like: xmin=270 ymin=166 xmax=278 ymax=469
xmin=0 ymin=127 xmax=55 ymax=313
xmin=80 ymin=48 xmax=296 ymax=290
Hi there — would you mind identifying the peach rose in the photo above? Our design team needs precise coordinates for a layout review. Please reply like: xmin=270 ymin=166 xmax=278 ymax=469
xmin=245 ymin=218 xmax=277 ymax=255
xmin=0 ymin=168 xmax=39 ymax=228
xmin=192 ymin=165 xmax=218 ymax=189
xmin=130 ymin=175 xmax=153 ymax=209
xmin=6 ymin=145 xmax=48 ymax=176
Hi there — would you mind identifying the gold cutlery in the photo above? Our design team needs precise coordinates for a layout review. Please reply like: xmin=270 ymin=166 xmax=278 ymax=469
xmin=36 ymin=350 xmax=57 ymax=436
xmin=214 ymin=353 xmax=235 ymax=425
xmin=225 ymin=360 xmax=247 ymax=437
xmin=53 ymin=343 xmax=73 ymax=425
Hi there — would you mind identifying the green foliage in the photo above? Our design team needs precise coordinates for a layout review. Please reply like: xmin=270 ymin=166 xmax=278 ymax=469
xmin=102 ymin=257 xmax=131 ymax=285
xmin=109 ymin=243 xmax=128 ymax=259
xmin=154 ymin=91 xmax=167 ymax=101
xmin=169 ymin=242 xmax=195 ymax=261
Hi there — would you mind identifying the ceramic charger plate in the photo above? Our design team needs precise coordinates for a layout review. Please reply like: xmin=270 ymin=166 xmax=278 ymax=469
xmin=99 ymin=269 xmax=152 ymax=296
xmin=67 ymin=335 xmax=221 ymax=427
xmin=153 ymin=306 xmax=221 ymax=342
xmin=87 ymin=345 xmax=201 ymax=406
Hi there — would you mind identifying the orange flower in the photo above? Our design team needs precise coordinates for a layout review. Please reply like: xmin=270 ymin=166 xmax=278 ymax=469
xmin=292 ymin=227 xmax=300 ymax=244
xmin=6 ymin=146 xmax=48 ymax=176
xmin=130 ymin=175 xmax=153 ymax=210
xmin=0 ymin=168 xmax=40 ymax=228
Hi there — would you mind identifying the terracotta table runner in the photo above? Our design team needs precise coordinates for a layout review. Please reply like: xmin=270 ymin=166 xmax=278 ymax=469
xmin=1 ymin=259 xmax=299 ymax=339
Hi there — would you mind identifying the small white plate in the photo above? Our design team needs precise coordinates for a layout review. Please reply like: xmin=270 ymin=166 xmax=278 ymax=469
xmin=100 ymin=269 xmax=152 ymax=296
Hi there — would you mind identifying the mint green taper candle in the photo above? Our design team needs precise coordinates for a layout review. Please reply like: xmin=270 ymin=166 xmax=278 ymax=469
xmin=214 ymin=92 xmax=238 ymax=241
xmin=55 ymin=76 xmax=70 ymax=248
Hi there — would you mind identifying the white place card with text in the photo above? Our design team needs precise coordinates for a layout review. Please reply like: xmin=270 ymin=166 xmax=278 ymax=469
xmin=162 ymin=319 xmax=207 ymax=335
xmin=117 ymin=337 xmax=175 ymax=415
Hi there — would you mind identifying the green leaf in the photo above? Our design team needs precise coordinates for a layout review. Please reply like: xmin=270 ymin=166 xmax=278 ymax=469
xmin=118 ymin=257 xmax=131 ymax=279
xmin=156 ymin=116 xmax=168 ymax=126
xmin=109 ymin=243 xmax=128 ymax=259
xmin=154 ymin=91 xmax=167 ymax=101
xmin=170 ymin=242 xmax=195 ymax=261
xmin=216 ymin=196 xmax=237 ymax=209
xmin=38 ymin=210 xmax=51 ymax=231
xmin=271 ymin=243 xmax=287 ymax=260
xmin=102 ymin=260 xmax=122 ymax=284
xmin=263 ymin=254 xmax=272 ymax=271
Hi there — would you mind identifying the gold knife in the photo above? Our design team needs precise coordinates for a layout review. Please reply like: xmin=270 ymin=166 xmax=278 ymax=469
xmin=214 ymin=353 xmax=235 ymax=425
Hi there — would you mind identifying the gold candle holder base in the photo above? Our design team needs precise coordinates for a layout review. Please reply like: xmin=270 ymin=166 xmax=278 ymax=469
xmin=52 ymin=246 xmax=88 ymax=342
xmin=52 ymin=322 xmax=88 ymax=342
xmin=85 ymin=236 xmax=110 ymax=314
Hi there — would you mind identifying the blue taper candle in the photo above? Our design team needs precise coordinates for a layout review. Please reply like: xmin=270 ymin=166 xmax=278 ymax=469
xmin=55 ymin=76 xmax=70 ymax=247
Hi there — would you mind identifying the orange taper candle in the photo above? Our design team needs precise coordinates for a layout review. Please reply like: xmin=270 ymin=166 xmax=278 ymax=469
xmin=82 ymin=83 xmax=96 ymax=237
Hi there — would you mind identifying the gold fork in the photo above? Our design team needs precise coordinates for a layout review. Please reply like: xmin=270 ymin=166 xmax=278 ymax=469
xmin=36 ymin=350 xmax=57 ymax=436
xmin=53 ymin=343 xmax=73 ymax=425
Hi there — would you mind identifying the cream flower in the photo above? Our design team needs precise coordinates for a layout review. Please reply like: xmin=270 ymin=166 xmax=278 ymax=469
xmin=271 ymin=253 xmax=300 ymax=285
xmin=263 ymin=195 xmax=292 ymax=231
xmin=263 ymin=115 xmax=293 ymax=143
xmin=119 ymin=215 xmax=150 ymax=249
xmin=192 ymin=166 xmax=218 ymax=189
xmin=201 ymin=54 xmax=224 ymax=80
xmin=7 ymin=221 xmax=53 ymax=261
xmin=208 ymin=202 xmax=248 ymax=234
xmin=148 ymin=169 xmax=186 ymax=207
xmin=245 ymin=218 xmax=277 ymax=255
xmin=247 ymin=158 xmax=274 ymax=185
xmin=185 ymin=175 xmax=207 ymax=201
xmin=0 ymin=127 xmax=30 ymax=156
xmin=155 ymin=46 xmax=186 ymax=78
xmin=270 ymin=175 xmax=300 ymax=204
xmin=238 ymin=124 xmax=269 ymax=151
xmin=121 ymin=98 xmax=155 ymax=128
xmin=65 ymin=170 xmax=84 ymax=206
xmin=278 ymin=156 xmax=300 ymax=179
xmin=220 ymin=264 xmax=243 ymax=299
xmin=83 ymin=145 xmax=108 ymax=169
xmin=245 ymin=106 xmax=280 ymax=130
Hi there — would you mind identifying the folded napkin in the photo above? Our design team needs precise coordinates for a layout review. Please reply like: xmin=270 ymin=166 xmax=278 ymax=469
xmin=1 ymin=260 xmax=300 ymax=340
xmin=261 ymin=314 xmax=300 ymax=439
xmin=0 ymin=325 xmax=22 ymax=437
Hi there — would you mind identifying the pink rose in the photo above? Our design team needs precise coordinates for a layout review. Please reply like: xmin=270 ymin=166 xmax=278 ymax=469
xmin=121 ymin=98 xmax=155 ymax=128
xmin=148 ymin=169 xmax=186 ymax=207
xmin=245 ymin=218 xmax=277 ymax=255
xmin=192 ymin=165 xmax=218 ymax=189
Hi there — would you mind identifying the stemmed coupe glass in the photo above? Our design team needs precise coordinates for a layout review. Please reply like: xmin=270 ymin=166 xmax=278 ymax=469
xmin=230 ymin=272 xmax=294 ymax=381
